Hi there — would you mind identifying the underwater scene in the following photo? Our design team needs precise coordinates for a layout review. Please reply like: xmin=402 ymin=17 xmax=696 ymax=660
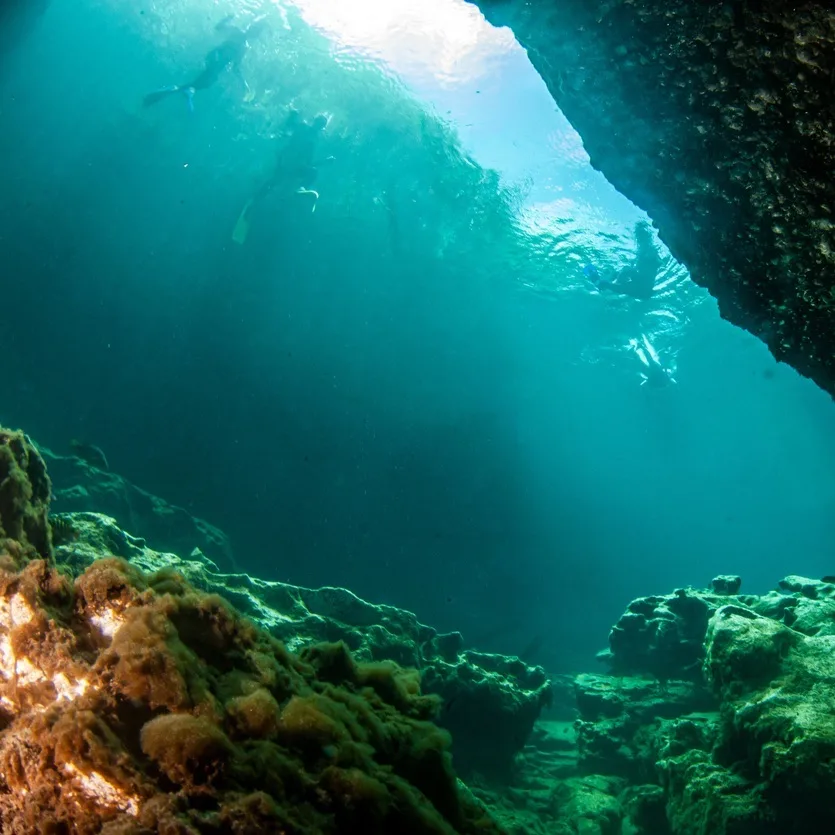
xmin=2 ymin=0 xmax=835 ymax=832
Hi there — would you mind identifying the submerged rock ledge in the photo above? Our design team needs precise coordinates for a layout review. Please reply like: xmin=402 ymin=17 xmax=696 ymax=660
xmin=473 ymin=0 xmax=835 ymax=396
xmin=54 ymin=511 xmax=552 ymax=783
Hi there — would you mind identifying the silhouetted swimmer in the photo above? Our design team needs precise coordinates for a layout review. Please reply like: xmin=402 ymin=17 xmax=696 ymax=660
xmin=143 ymin=15 xmax=269 ymax=113
xmin=585 ymin=220 xmax=662 ymax=300
xmin=232 ymin=110 xmax=331 ymax=244
xmin=630 ymin=333 xmax=676 ymax=387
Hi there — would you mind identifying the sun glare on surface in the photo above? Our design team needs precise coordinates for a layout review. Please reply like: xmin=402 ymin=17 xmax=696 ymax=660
xmin=286 ymin=0 xmax=517 ymax=88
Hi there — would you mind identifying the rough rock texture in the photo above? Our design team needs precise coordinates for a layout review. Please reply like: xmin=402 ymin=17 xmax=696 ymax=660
xmin=0 ymin=431 xmax=507 ymax=834
xmin=53 ymin=511 xmax=553 ymax=782
xmin=467 ymin=720 xmax=579 ymax=835
xmin=488 ymin=574 xmax=835 ymax=835
xmin=473 ymin=0 xmax=835 ymax=397
xmin=0 ymin=429 xmax=52 ymax=563
xmin=573 ymin=673 xmax=714 ymax=781
xmin=695 ymin=602 xmax=835 ymax=832
xmin=43 ymin=445 xmax=236 ymax=572
xmin=603 ymin=587 xmax=727 ymax=681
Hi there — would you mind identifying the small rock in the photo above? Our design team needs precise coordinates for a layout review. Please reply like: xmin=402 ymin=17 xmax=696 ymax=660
xmin=711 ymin=575 xmax=742 ymax=595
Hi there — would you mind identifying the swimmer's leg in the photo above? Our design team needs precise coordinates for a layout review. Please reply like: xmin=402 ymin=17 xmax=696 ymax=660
xmin=232 ymin=179 xmax=273 ymax=244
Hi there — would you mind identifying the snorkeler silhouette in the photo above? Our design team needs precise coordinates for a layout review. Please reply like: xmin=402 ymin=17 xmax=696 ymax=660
xmin=585 ymin=220 xmax=662 ymax=300
xmin=143 ymin=14 xmax=269 ymax=113
xmin=232 ymin=109 xmax=331 ymax=244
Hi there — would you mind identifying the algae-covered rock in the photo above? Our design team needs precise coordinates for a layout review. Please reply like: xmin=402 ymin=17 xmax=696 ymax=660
xmin=0 ymin=527 xmax=506 ymax=832
xmin=549 ymin=775 xmax=624 ymax=835
xmin=51 ymin=510 xmax=552 ymax=782
xmin=20 ymin=428 xmax=835 ymax=834
xmin=702 ymin=604 xmax=835 ymax=831
xmin=0 ymin=428 xmax=52 ymax=564
xmin=574 ymin=674 xmax=714 ymax=781
xmin=421 ymin=647 xmax=552 ymax=780
xmin=469 ymin=720 xmax=579 ymax=835
xmin=711 ymin=576 xmax=742 ymax=596
xmin=659 ymin=751 xmax=766 ymax=835
xmin=410 ymin=569 xmax=835 ymax=833
xmin=603 ymin=577 xmax=835 ymax=680
xmin=545 ymin=576 xmax=835 ymax=834
xmin=620 ymin=783 xmax=668 ymax=835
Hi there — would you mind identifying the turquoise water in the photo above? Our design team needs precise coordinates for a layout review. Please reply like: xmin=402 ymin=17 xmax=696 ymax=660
xmin=2 ymin=0 xmax=835 ymax=673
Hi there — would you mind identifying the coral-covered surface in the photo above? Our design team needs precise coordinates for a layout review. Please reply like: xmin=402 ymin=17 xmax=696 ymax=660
xmin=472 ymin=0 xmax=835 ymax=397
xmin=0 ymin=431 xmax=506 ymax=834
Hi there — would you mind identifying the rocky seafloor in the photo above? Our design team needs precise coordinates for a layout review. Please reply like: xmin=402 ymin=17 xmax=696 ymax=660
xmin=485 ymin=572 xmax=835 ymax=834
xmin=3 ymin=426 xmax=835 ymax=832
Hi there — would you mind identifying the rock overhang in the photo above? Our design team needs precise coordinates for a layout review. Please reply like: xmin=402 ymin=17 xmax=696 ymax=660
xmin=471 ymin=0 xmax=835 ymax=397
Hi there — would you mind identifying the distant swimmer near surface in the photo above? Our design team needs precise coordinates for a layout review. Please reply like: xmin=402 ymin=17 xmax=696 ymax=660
xmin=232 ymin=110 xmax=331 ymax=245
xmin=585 ymin=220 xmax=662 ymax=300
xmin=143 ymin=14 xmax=269 ymax=113
xmin=629 ymin=334 xmax=676 ymax=387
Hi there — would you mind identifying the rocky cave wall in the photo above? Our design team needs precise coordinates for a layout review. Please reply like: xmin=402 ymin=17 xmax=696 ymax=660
xmin=473 ymin=0 xmax=835 ymax=397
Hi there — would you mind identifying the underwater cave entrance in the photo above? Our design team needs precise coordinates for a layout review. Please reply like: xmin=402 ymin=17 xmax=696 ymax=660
xmin=285 ymin=0 xmax=835 ymax=669
xmin=3 ymin=0 xmax=835 ymax=677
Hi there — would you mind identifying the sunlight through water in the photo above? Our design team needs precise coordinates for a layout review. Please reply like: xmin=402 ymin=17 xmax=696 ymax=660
xmin=287 ymin=0 xmax=517 ymax=89
xmin=284 ymin=0 xmax=693 ymax=336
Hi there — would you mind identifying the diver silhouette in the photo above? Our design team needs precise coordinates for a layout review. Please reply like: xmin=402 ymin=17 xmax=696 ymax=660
xmin=585 ymin=220 xmax=662 ymax=300
xmin=232 ymin=110 xmax=331 ymax=245
xmin=143 ymin=15 xmax=269 ymax=113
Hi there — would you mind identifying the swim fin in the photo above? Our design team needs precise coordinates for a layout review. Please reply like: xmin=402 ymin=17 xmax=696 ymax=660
xmin=232 ymin=199 xmax=254 ymax=245
xmin=143 ymin=86 xmax=181 ymax=107
xmin=143 ymin=85 xmax=195 ymax=113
